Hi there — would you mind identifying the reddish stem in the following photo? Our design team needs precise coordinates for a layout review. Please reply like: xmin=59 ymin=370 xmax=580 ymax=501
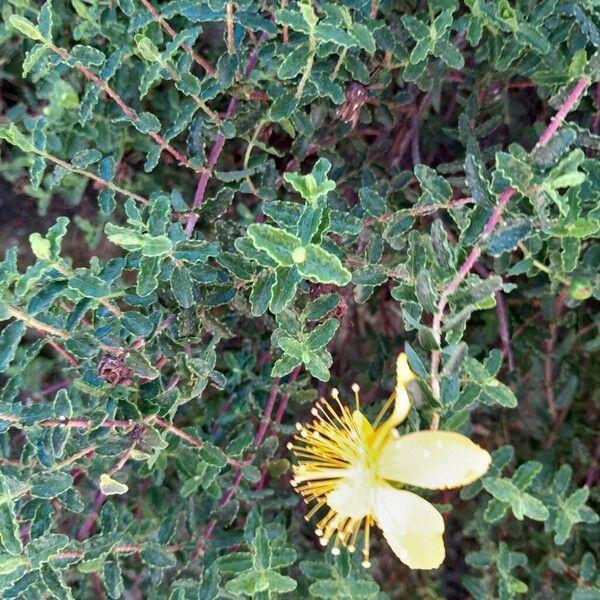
xmin=77 ymin=491 xmax=106 ymax=540
xmin=184 ymin=31 xmax=269 ymax=237
xmin=429 ymin=77 xmax=590 ymax=428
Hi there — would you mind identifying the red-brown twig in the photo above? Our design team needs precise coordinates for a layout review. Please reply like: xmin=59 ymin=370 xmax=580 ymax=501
xmin=184 ymin=32 xmax=269 ymax=237
xmin=544 ymin=289 xmax=566 ymax=421
xmin=429 ymin=77 xmax=590 ymax=429
xmin=49 ymin=44 xmax=198 ymax=172
xmin=138 ymin=0 xmax=216 ymax=77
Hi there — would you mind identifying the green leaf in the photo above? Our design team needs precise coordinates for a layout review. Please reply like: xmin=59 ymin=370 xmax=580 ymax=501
xmin=495 ymin=151 xmax=533 ymax=194
xmin=296 ymin=244 xmax=351 ymax=286
xmin=305 ymin=319 xmax=339 ymax=351
xmin=483 ymin=477 xmax=519 ymax=503
xmin=352 ymin=265 xmax=387 ymax=286
xmin=249 ymin=271 xmax=275 ymax=317
xmin=275 ymin=8 xmax=311 ymax=34
xmin=304 ymin=352 xmax=331 ymax=382
xmin=121 ymin=312 xmax=153 ymax=337
xmin=304 ymin=294 xmax=339 ymax=320
xmin=270 ymin=267 xmax=301 ymax=314
xmin=315 ymin=23 xmax=356 ymax=47
xmin=9 ymin=15 xmax=45 ymax=41
xmin=69 ymin=44 xmax=106 ymax=68
xmin=40 ymin=565 xmax=74 ymax=600
xmin=199 ymin=442 xmax=228 ymax=467
xmin=101 ymin=561 xmax=124 ymax=600
xmin=269 ymin=94 xmax=299 ymax=121
xmin=135 ymin=34 xmax=161 ymax=62
xmin=487 ymin=221 xmax=531 ymax=256
xmin=99 ymin=474 xmax=129 ymax=496
xmin=415 ymin=164 xmax=452 ymax=203
xmin=277 ymin=337 xmax=305 ymax=360
xmin=359 ymin=188 xmax=386 ymax=217
xmin=550 ymin=219 xmax=600 ymax=238
xmin=171 ymin=265 xmax=195 ymax=309
xmin=134 ymin=112 xmax=161 ymax=134
xmin=247 ymin=224 xmax=301 ymax=266
xmin=349 ymin=23 xmax=376 ymax=53
xmin=29 ymin=232 xmax=51 ymax=260
xmin=30 ymin=471 xmax=73 ymax=498
xmin=271 ymin=354 xmax=301 ymax=378
xmin=0 ymin=321 xmax=26 ymax=373
xmin=26 ymin=534 xmax=69 ymax=568
xmin=0 ymin=475 xmax=23 ymax=555
xmin=38 ymin=0 xmax=53 ymax=39
xmin=521 ymin=493 xmax=550 ymax=521
xmin=515 ymin=24 xmax=550 ymax=54
xmin=217 ymin=53 xmax=238 ymax=89
xmin=253 ymin=527 xmax=272 ymax=570
xmin=278 ymin=45 xmax=312 ymax=79
xmin=435 ymin=39 xmax=464 ymax=69
xmin=140 ymin=545 xmax=177 ymax=569
xmin=137 ymin=256 xmax=162 ymax=296
xmin=69 ymin=273 xmax=110 ymax=298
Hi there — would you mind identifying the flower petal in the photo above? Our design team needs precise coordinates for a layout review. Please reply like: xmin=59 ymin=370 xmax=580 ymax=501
xmin=327 ymin=473 xmax=373 ymax=520
xmin=374 ymin=485 xmax=445 ymax=569
xmin=376 ymin=430 xmax=491 ymax=489
xmin=391 ymin=353 xmax=415 ymax=426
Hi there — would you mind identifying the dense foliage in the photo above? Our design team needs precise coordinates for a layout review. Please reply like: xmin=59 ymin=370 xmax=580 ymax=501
xmin=1 ymin=0 xmax=600 ymax=597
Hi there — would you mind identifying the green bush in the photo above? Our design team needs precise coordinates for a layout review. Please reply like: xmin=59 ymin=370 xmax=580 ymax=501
xmin=1 ymin=0 xmax=600 ymax=597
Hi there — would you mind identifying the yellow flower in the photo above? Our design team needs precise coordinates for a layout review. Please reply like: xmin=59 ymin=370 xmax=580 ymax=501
xmin=288 ymin=353 xmax=491 ymax=570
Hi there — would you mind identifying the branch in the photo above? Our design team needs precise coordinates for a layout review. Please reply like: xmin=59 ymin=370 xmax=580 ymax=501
xmin=49 ymin=43 xmax=199 ymax=172
xmin=137 ymin=0 xmax=216 ymax=77
xmin=429 ymin=77 xmax=590 ymax=430
xmin=184 ymin=31 xmax=269 ymax=237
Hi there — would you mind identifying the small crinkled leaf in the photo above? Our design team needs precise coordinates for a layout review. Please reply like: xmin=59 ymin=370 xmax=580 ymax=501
xmin=278 ymin=45 xmax=312 ymax=79
xmin=305 ymin=318 xmax=339 ymax=351
xmin=269 ymin=94 xmax=299 ymax=121
xmin=495 ymin=151 xmax=533 ymax=194
xmin=247 ymin=224 xmax=300 ymax=266
xmin=30 ymin=471 xmax=73 ymax=498
xmin=40 ymin=564 xmax=74 ymax=600
xmin=359 ymin=188 xmax=386 ymax=217
xmin=0 ymin=321 xmax=26 ymax=373
xmin=487 ymin=221 xmax=531 ymax=256
xmin=296 ymin=244 xmax=351 ymax=286
xmin=349 ymin=23 xmax=376 ymax=53
xmin=9 ymin=15 xmax=45 ymax=41
xmin=171 ymin=265 xmax=195 ymax=309
xmin=415 ymin=164 xmax=452 ymax=203
xmin=271 ymin=354 xmax=301 ymax=378
xmin=26 ymin=534 xmax=69 ymax=568
xmin=549 ymin=219 xmax=600 ymax=238
xmin=69 ymin=44 xmax=106 ymax=67
xmin=270 ymin=267 xmax=301 ymax=314
xmin=249 ymin=271 xmax=275 ymax=317
xmin=140 ymin=545 xmax=177 ymax=569
xmin=99 ymin=474 xmax=129 ymax=496
xmin=134 ymin=112 xmax=161 ymax=134
xmin=199 ymin=441 xmax=228 ymax=467
xmin=315 ymin=23 xmax=356 ymax=47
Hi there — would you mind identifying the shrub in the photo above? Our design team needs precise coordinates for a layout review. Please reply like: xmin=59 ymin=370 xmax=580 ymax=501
xmin=1 ymin=0 xmax=599 ymax=598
